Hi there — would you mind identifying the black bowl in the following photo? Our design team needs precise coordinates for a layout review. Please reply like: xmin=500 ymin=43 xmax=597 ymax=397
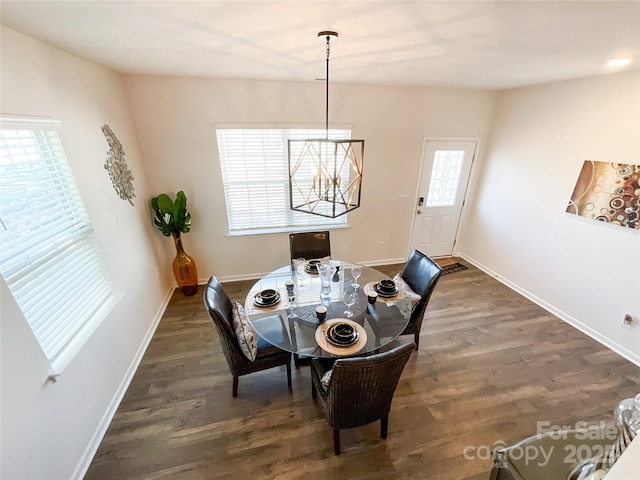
xmin=329 ymin=323 xmax=356 ymax=343
xmin=259 ymin=289 xmax=278 ymax=302
xmin=379 ymin=279 xmax=397 ymax=293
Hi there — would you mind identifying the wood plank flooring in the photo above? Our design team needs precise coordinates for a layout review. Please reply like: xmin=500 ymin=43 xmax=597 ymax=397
xmin=85 ymin=260 xmax=639 ymax=480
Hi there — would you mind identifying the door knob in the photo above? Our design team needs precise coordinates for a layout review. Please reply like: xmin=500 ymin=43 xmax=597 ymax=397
xmin=417 ymin=209 xmax=422 ymax=214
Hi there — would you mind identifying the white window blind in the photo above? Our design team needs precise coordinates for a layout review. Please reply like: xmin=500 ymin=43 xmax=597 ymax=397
xmin=0 ymin=116 xmax=116 ymax=372
xmin=215 ymin=128 xmax=350 ymax=234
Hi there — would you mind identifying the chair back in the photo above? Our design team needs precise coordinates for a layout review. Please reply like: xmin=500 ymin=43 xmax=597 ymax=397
xmin=289 ymin=231 xmax=331 ymax=261
xmin=326 ymin=342 xmax=414 ymax=429
xmin=401 ymin=250 xmax=442 ymax=325
xmin=203 ymin=276 xmax=247 ymax=374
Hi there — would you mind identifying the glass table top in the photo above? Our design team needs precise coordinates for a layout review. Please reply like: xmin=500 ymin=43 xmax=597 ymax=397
xmin=244 ymin=261 xmax=411 ymax=358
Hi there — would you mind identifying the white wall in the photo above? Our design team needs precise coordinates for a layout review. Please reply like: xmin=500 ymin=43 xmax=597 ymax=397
xmin=0 ymin=27 xmax=170 ymax=479
xmin=458 ymin=71 xmax=640 ymax=364
xmin=121 ymin=75 xmax=497 ymax=280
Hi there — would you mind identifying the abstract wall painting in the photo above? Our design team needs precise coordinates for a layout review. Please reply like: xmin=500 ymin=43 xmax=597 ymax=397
xmin=566 ymin=161 xmax=640 ymax=230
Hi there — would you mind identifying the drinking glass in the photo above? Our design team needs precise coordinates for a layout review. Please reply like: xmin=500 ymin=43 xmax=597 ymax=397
xmin=351 ymin=265 xmax=362 ymax=289
xmin=285 ymin=280 xmax=295 ymax=305
xmin=294 ymin=257 xmax=305 ymax=270
xmin=286 ymin=286 xmax=296 ymax=318
xmin=343 ymin=286 xmax=357 ymax=318
xmin=318 ymin=262 xmax=336 ymax=303
xmin=315 ymin=306 xmax=327 ymax=322
xmin=293 ymin=257 xmax=306 ymax=286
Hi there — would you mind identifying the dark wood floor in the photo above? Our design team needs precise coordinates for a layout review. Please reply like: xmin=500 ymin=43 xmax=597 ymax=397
xmin=85 ymin=260 xmax=639 ymax=480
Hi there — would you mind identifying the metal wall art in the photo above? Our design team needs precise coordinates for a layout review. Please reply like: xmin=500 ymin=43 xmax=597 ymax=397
xmin=102 ymin=124 xmax=135 ymax=205
xmin=566 ymin=161 xmax=639 ymax=229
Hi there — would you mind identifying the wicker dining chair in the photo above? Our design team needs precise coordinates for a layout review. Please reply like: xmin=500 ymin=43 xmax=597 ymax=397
xmin=288 ymin=230 xmax=331 ymax=261
xmin=310 ymin=342 xmax=415 ymax=455
xmin=398 ymin=249 xmax=442 ymax=349
xmin=203 ymin=276 xmax=292 ymax=397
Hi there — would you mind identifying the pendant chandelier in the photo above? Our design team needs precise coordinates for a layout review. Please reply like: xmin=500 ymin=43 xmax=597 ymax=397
xmin=288 ymin=31 xmax=364 ymax=218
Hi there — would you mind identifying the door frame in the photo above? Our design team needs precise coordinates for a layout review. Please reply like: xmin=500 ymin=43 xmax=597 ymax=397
xmin=406 ymin=136 xmax=482 ymax=259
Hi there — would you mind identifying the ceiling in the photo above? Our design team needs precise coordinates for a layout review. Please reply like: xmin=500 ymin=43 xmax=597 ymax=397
xmin=1 ymin=1 xmax=639 ymax=90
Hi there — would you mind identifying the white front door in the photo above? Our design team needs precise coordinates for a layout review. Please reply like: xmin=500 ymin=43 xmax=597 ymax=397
xmin=409 ymin=139 xmax=477 ymax=257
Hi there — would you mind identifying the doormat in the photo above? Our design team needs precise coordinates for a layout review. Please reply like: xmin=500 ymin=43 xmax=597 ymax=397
xmin=440 ymin=262 xmax=468 ymax=276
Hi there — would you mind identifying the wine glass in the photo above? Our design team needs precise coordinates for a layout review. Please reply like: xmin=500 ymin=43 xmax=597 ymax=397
xmin=343 ymin=286 xmax=357 ymax=318
xmin=293 ymin=257 xmax=305 ymax=271
xmin=351 ymin=265 xmax=362 ymax=289
xmin=293 ymin=257 xmax=306 ymax=286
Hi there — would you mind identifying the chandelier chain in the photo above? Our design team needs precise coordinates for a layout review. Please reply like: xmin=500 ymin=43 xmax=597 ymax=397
xmin=325 ymin=34 xmax=331 ymax=138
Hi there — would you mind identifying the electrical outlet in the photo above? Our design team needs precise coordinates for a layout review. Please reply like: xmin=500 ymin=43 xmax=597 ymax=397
xmin=622 ymin=314 xmax=638 ymax=329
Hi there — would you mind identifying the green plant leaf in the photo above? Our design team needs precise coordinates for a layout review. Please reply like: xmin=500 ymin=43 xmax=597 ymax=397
xmin=150 ymin=191 xmax=192 ymax=236
xmin=157 ymin=194 xmax=173 ymax=217
xmin=174 ymin=191 xmax=187 ymax=231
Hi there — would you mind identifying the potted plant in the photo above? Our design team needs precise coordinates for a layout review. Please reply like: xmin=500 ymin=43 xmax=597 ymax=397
xmin=150 ymin=191 xmax=198 ymax=296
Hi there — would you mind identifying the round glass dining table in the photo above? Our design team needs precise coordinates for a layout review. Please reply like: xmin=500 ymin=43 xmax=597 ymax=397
xmin=244 ymin=261 xmax=411 ymax=359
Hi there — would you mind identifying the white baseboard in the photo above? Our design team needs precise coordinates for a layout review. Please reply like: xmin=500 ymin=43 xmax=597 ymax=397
xmin=457 ymin=252 xmax=640 ymax=367
xmin=358 ymin=257 xmax=406 ymax=268
xmin=202 ymin=272 xmax=269 ymax=283
xmin=197 ymin=257 xmax=407 ymax=284
xmin=71 ymin=285 xmax=175 ymax=480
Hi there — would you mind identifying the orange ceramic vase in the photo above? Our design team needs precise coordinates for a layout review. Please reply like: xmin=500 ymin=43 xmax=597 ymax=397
xmin=171 ymin=232 xmax=198 ymax=296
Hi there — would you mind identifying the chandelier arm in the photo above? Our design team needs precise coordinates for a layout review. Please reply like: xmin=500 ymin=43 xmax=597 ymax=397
xmin=346 ymin=177 xmax=361 ymax=207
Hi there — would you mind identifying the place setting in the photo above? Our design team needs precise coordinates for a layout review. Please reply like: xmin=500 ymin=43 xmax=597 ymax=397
xmin=326 ymin=322 xmax=359 ymax=346
xmin=363 ymin=278 xmax=405 ymax=302
xmin=295 ymin=257 xmax=332 ymax=276
xmin=303 ymin=259 xmax=321 ymax=274
xmin=252 ymin=288 xmax=282 ymax=309
xmin=315 ymin=318 xmax=367 ymax=356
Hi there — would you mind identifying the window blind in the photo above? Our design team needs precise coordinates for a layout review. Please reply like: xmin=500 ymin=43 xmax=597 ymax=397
xmin=0 ymin=118 xmax=116 ymax=368
xmin=215 ymin=128 xmax=350 ymax=233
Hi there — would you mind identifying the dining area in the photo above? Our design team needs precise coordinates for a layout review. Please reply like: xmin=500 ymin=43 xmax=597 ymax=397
xmin=83 ymin=245 xmax=640 ymax=480
xmin=203 ymin=231 xmax=443 ymax=455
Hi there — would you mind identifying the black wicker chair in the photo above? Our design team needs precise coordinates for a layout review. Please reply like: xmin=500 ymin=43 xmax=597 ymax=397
xmin=203 ymin=276 xmax=292 ymax=397
xmin=398 ymin=250 xmax=442 ymax=349
xmin=289 ymin=231 xmax=331 ymax=261
xmin=310 ymin=342 xmax=415 ymax=455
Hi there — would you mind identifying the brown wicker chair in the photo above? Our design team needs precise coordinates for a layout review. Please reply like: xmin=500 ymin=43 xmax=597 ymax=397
xmin=289 ymin=231 xmax=331 ymax=261
xmin=310 ymin=342 xmax=415 ymax=455
xmin=398 ymin=249 xmax=442 ymax=349
xmin=203 ymin=276 xmax=292 ymax=397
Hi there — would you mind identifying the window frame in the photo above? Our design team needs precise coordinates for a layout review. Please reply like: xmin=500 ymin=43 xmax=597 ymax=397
xmin=0 ymin=115 xmax=122 ymax=377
